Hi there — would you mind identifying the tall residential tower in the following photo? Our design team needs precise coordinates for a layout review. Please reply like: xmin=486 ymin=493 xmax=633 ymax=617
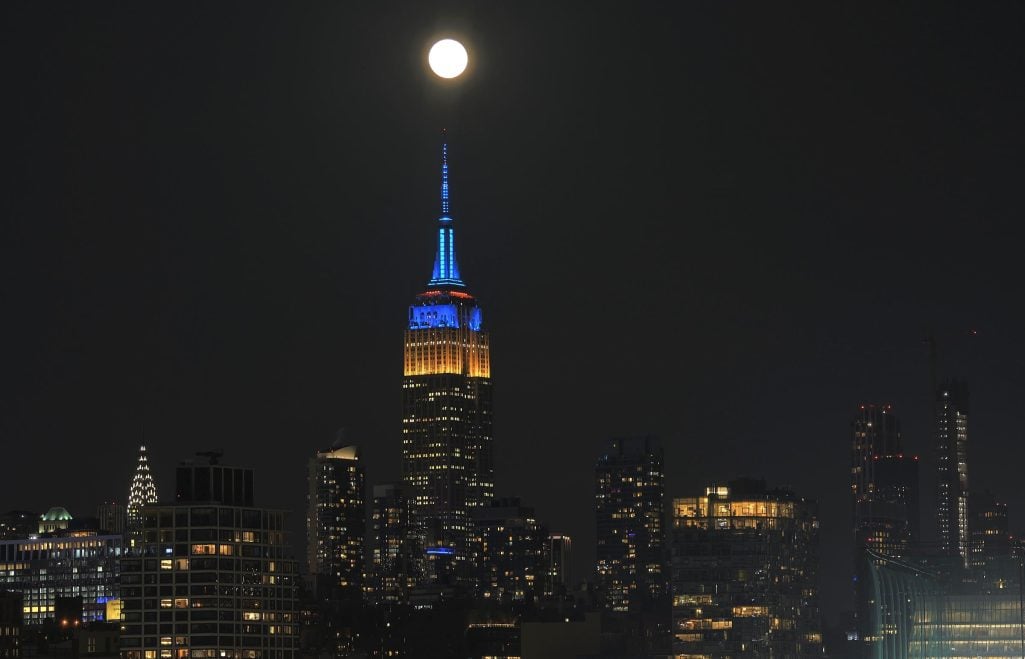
xmin=402 ymin=136 xmax=493 ymax=586
xmin=850 ymin=404 xmax=919 ymax=558
xmin=594 ymin=436 xmax=667 ymax=613
xmin=306 ymin=442 xmax=365 ymax=601
xmin=935 ymin=379 xmax=970 ymax=565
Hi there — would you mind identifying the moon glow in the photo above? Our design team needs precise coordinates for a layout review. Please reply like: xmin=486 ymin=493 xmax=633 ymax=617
xmin=429 ymin=39 xmax=468 ymax=79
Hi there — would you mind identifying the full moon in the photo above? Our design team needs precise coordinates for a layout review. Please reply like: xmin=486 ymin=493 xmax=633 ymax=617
xmin=428 ymin=39 xmax=468 ymax=79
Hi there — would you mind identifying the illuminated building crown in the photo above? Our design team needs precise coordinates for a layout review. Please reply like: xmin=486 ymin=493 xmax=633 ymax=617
xmin=428 ymin=134 xmax=464 ymax=288
xmin=127 ymin=445 xmax=158 ymax=526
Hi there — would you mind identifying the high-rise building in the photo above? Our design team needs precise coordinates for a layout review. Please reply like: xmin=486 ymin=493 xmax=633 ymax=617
xmin=402 ymin=136 xmax=493 ymax=587
xmin=305 ymin=442 xmax=365 ymax=601
xmin=0 ymin=532 xmax=122 ymax=627
xmin=367 ymin=483 xmax=422 ymax=605
xmin=544 ymin=534 xmax=572 ymax=599
xmin=472 ymin=498 xmax=547 ymax=602
xmin=119 ymin=455 xmax=299 ymax=659
xmin=850 ymin=404 xmax=920 ymax=556
xmin=849 ymin=405 xmax=921 ymax=652
xmin=968 ymin=489 xmax=1014 ymax=591
xmin=670 ymin=479 xmax=822 ymax=658
xmin=594 ymin=436 xmax=666 ymax=613
xmin=96 ymin=502 xmax=126 ymax=536
xmin=126 ymin=445 xmax=158 ymax=540
xmin=935 ymin=380 xmax=970 ymax=565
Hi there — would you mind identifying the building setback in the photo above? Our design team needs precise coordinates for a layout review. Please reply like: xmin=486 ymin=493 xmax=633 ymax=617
xmin=849 ymin=404 xmax=920 ymax=650
xmin=594 ymin=436 xmax=667 ymax=613
xmin=851 ymin=404 xmax=920 ymax=556
xmin=119 ymin=457 xmax=298 ymax=659
xmin=402 ymin=136 xmax=493 ymax=588
xmin=670 ymin=479 xmax=822 ymax=658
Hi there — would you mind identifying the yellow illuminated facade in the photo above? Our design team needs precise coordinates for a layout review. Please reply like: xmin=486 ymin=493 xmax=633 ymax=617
xmin=403 ymin=325 xmax=490 ymax=378
xmin=105 ymin=598 xmax=122 ymax=622
xmin=671 ymin=480 xmax=821 ymax=659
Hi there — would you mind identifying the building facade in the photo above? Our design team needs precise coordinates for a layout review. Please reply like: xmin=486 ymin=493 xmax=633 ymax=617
xmin=851 ymin=404 xmax=920 ymax=556
xmin=367 ymin=483 xmax=422 ymax=605
xmin=119 ymin=458 xmax=298 ymax=659
xmin=402 ymin=137 xmax=493 ymax=587
xmin=0 ymin=532 xmax=122 ymax=627
xmin=305 ymin=443 xmax=364 ymax=601
xmin=594 ymin=436 xmax=666 ymax=613
xmin=968 ymin=489 xmax=1015 ymax=592
xmin=670 ymin=479 xmax=822 ymax=658
xmin=97 ymin=502 xmax=127 ymax=536
xmin=472 ymin=498 xmax=547 ymax=602
xmin=935 ymin=380 xmax=970 ymax=565
xmin=850 ymin=405 xmax=921 ymax=650
xmin=543 ymin=534 xmax=572 ymax=599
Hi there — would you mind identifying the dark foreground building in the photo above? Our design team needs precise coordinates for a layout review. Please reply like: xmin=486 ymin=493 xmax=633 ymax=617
xmin=367 ymin=482 xmax=422 ymax=604
xmin=594 ymin=436 xmax=667 ymax=613
xmin=305 ymin=442 xmax=365 ymax=601
xmin=120 ymin=456 xmax=299 ymax=659
xmin=472 ymin=497 xmax=547 ymax=602
xmin=670 ymin=479 xmax=822 ymax=658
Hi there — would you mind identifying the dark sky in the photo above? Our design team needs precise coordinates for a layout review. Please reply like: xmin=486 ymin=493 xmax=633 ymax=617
xmin=3 ymin=2 xmax=1025 ymax=624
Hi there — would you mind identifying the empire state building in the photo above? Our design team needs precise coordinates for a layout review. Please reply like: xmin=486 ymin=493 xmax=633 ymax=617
xmin=402 ymin=136 xmax=493 ymax=585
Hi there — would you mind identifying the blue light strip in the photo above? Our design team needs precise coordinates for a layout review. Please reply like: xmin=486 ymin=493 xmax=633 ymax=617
xmin=441 ymin=142 xmax=450 ymax=216
xmin=439 ymin=228 xmax=446 ymax=279
xmin=448 ymin=228 xmax=454 ymax=280
xmin=428 ymin=135 xmax=465 ymax=287
xmin=426 ymin=547 xmax=455 ymax=555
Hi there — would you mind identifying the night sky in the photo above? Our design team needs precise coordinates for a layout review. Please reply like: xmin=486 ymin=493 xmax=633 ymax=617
xmin=3 ymin=3 xmax=1025 ymax=625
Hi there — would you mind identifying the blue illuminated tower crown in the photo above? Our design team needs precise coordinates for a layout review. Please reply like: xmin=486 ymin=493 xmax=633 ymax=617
xmin=429 ymin=133 xmax=464 ymax=288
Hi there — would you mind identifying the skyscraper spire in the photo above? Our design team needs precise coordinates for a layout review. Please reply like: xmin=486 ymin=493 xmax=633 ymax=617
xmin=441 ymin=136 xmax=450 ymax=216
xmin=127 ymin=445 xmax=158 ymax=531
xmin=429 ymin=130 xmax=464 ymax=287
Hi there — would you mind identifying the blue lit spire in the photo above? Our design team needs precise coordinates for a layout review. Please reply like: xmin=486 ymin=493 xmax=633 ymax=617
xmin=429 ymin=131 xmax=464 ymax=287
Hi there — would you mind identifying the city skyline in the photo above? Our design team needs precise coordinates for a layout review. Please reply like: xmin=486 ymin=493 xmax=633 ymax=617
xmin=4 ymin=2 xmax=1025 ymax=630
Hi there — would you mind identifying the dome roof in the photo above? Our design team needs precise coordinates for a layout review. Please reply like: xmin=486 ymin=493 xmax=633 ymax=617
xmin=40 ymin=506 xmax=73 ymax=521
